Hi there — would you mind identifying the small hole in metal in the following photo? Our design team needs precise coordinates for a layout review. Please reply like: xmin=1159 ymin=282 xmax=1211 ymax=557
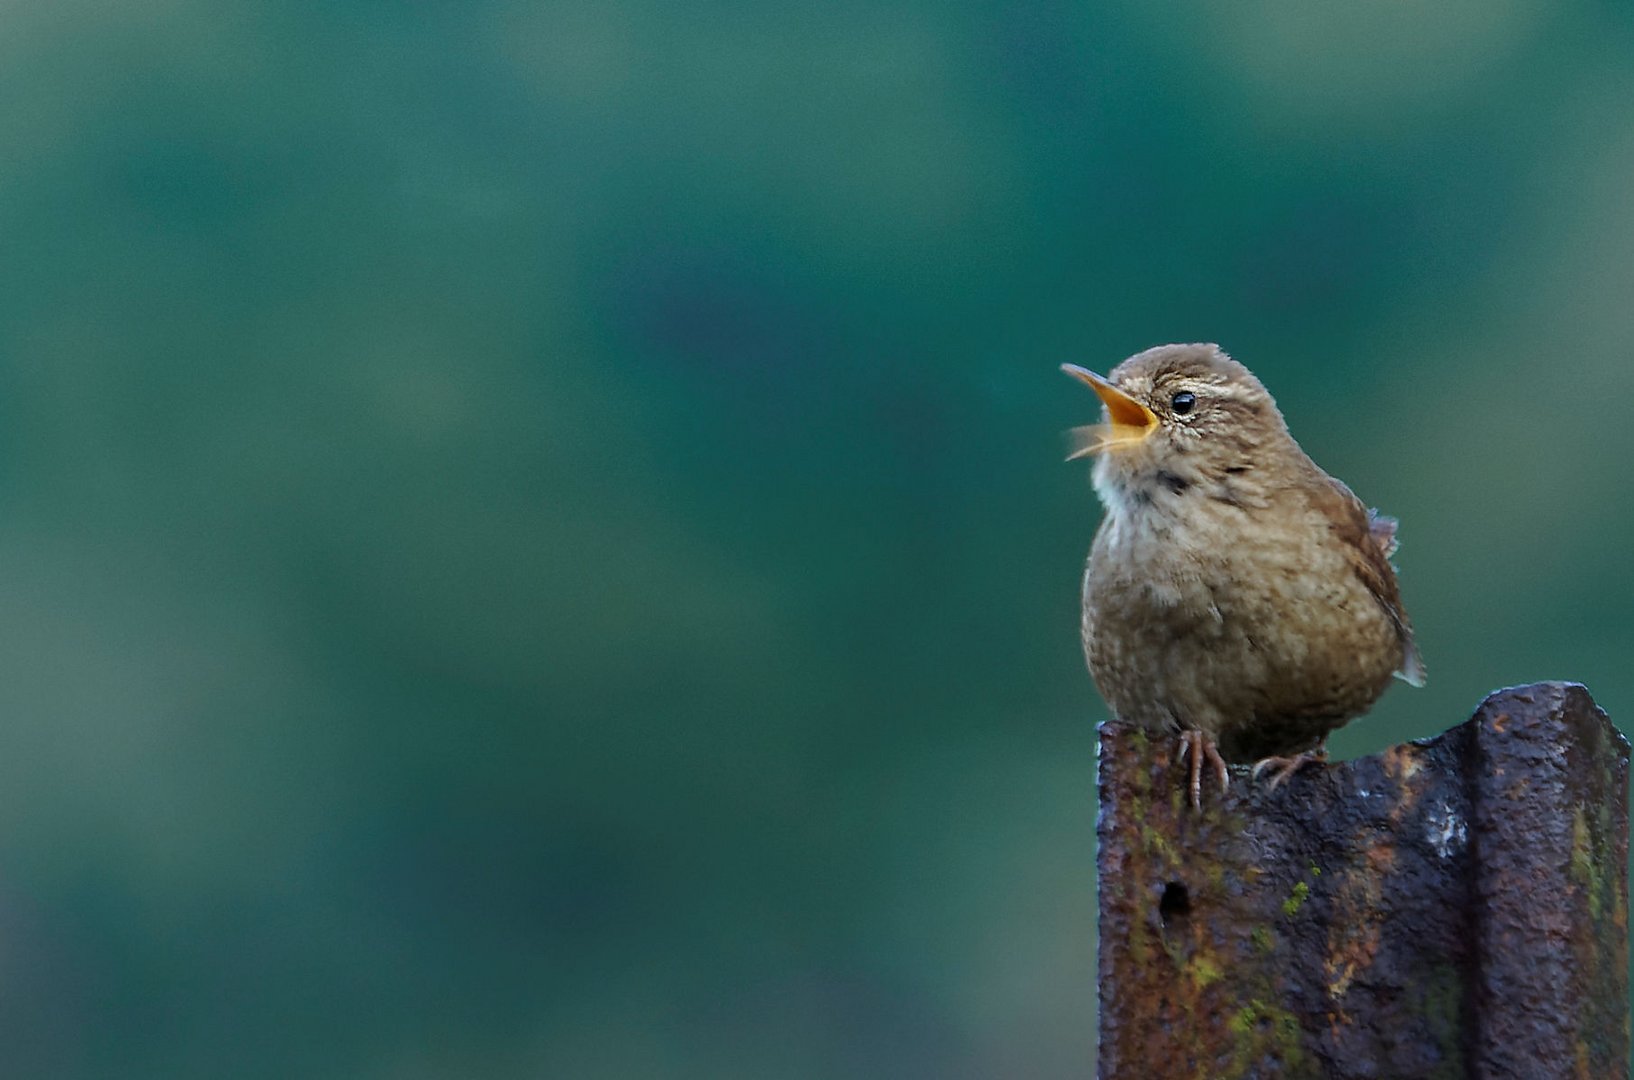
xmin=1159 ymin=881 xmax=1190 ymax=925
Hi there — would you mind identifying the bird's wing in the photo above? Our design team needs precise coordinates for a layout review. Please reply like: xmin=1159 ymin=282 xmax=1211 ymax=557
xmin=1313 ymin=476 xmax=1426 ymax=687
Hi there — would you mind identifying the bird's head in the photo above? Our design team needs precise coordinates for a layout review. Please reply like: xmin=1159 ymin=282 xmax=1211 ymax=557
xmin=1062 ymin=343 xmax=1293 ymax=504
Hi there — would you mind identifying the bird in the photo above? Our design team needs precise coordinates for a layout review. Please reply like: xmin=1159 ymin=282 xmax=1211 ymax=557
xmin=1062 ymin=343 xmax=1423 ymax=808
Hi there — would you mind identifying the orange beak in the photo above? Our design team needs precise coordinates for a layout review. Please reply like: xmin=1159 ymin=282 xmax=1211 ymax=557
xmin=1060 ymin=364 xmax=1159 ymax=458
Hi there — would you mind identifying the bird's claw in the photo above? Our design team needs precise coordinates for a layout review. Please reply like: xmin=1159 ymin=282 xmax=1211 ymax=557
xmin=1175 ymin=731 xmax=1230 ymax=810
xmin=1251 ymin=747 xmax=1329 ymax=791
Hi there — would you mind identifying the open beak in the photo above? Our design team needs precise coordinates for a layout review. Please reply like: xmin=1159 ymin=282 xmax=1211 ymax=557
xmin=1060 ymin=364 xmax=1159 ymax=459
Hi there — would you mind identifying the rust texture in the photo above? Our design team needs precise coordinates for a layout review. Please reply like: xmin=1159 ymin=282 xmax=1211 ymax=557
xmin=1097 ymin=682 xmax=1630 ymax=1079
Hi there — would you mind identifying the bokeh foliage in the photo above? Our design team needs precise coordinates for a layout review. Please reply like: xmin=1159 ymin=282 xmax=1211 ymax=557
xmin=0 ymin=2 xmax=1631 ymax=1076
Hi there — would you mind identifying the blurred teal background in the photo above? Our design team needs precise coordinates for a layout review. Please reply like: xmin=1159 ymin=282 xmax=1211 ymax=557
xmin=1 ymin=2 xmax=1632 ymax=1077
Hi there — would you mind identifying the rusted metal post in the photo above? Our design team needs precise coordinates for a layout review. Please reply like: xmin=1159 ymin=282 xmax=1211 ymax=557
xmin=1097 ymin=682 xmax=1630 ymax=1079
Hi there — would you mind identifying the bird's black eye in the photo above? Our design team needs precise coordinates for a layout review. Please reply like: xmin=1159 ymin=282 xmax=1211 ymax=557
xmin=1170 ymin=391 xmax=1196 ymax=415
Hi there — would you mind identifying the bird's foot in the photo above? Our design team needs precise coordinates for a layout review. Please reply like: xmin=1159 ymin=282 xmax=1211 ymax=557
xmin=1250 ymin=747 xmax=1329 ymax=792
xmin=1174 ymin=730 xmax=1230 ymax=811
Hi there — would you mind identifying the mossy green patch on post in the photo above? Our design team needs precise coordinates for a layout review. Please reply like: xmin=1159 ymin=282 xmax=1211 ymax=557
xmin=1190 ymin=954 xmax=1223 ymax=989
xmin=1127 ymin=909 xmax=1152 ymax=967
xmin=1570 ymin=805 xmax=1612 ymax=922
xmin=1250 ymin=926 xmax=1274 ymax=954
xmin=1139 ymin=824 xmax=1171 ymax=859
xmin=1412 ymin=962 xmax=1465 ymax=1080
xmin=1126 ymin=729 xmax=1152 ymax=800
xmin=1278 ymin=862 xmax=1322 ymax=919
xmin=1223 ymin=998 xmax=1306 ymax=1078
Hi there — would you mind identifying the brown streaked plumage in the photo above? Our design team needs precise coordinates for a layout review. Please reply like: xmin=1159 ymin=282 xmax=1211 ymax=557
xmin=1063 ymin=343 xmax=1423 ymax=807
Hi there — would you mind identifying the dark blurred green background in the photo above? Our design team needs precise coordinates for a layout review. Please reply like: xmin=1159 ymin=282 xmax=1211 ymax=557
xmin=1 ymin=2 xmax=1631 ymax=1077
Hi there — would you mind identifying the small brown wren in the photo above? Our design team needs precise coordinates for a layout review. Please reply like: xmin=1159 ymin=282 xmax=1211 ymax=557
xmin=1063 ymin=343 xmax=1423 ymax=807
